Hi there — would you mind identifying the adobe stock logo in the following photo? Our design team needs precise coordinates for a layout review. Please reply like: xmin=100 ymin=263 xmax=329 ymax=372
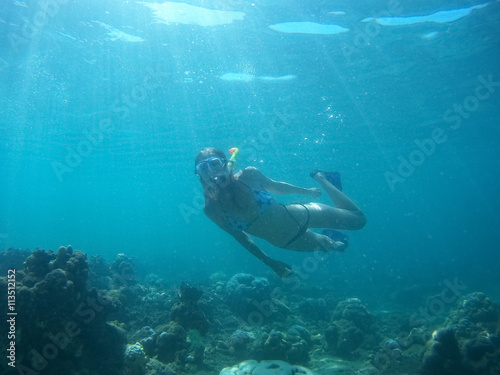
xmin=384 ymin=74 xmax=499 ymax=192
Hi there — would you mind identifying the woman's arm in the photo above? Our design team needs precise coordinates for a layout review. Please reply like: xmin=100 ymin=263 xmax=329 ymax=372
xmin=231 ymin=231 xmax=293 ymax=278
xmin=239 ymin=167 xmax=320 ymax=197
xmin=204 ymin=203 xmax=293 ymax=277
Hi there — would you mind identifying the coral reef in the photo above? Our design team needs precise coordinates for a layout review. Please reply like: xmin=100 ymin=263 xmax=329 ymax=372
xmin=88 ymin=254 xmax=113 ymax=290
xmin=422 ymin=328 xmax=468 ymax=374
xmin=325 ymin=319 xmax=365 ymax=357
xmin=156 ymin=322 xmax=188 ymax=363
xmin=298 ymin=298 xmax=329 ymax=321
xmin=229 ymin=329 xmax=255 ymax=356
xmin=398 ymin=327 xmax=430 ymax=349
xmin=420 ymin=292 xmax=500 ymax=375
xmin=324 ymin=298 xmax=373 ymax=358
xmin=170 ymin=282 xmax=210 ymax=335
xmin=124 ymin=343 xmax=148 ymax=375
xmin=332 ymin=298 xmax=374 ymax=332
xmin=226 ymin=273 xmax=273 ymax=321
xmin=111 ymin=253 xmax=137 ymax=286
xmin=0 ymin=247 xmax=124 ymax=375
xmin=220 ymin=360 xmax=317 ymax=375
xmin=0 ymin=248 xmax=31 ymax=275
xmin=239 ymin=327 xmax=311 ymax=365
xmin=2 ymin=247 xmax=500 ymax=375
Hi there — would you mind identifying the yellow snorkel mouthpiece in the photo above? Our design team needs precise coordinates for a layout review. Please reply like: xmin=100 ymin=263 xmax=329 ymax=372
xmin=228 ymin=147 xmax=239 ymax=169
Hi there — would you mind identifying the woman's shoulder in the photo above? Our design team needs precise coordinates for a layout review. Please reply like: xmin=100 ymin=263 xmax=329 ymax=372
xmin=237 ymin=167 xmax=270 ymax=189
xmin=237 ymin=166 xmax=262 ymax=180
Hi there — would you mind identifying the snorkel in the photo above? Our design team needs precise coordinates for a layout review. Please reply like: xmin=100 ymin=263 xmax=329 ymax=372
xmin=212 ymin=147 xmax=238 ymax=186
xmin=195 ymin=147 xmax=239 ymax=196
xmin=209 ymin=147 xmax=238 ymax=188
xmin=228 ymin=147 xmax=239 ymax=170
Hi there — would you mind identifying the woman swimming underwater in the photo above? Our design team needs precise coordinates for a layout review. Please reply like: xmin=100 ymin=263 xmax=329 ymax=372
xmin=195 ymin=147 xmax=366 ymax=277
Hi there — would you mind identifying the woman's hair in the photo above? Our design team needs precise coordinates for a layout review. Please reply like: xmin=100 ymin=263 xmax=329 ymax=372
xmin=195 ymin=148 xmax=230 ymax=201
xmin=195 ymin=147 xmax=226 ymax=166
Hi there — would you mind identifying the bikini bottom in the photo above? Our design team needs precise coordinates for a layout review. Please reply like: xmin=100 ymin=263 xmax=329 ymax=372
xmin=281 ymin=203 xmax=310 ymax=248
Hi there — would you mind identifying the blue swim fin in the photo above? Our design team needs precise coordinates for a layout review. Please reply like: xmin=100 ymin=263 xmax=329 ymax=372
xmin=322 ymin=229 xmax=348 ymax=245
xmin=310 ymin=170 xmax=342 ymax=191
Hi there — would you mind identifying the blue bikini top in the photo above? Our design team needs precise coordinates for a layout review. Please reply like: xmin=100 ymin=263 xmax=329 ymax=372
xmin=225 ymin=184 xmax=274 ymax=231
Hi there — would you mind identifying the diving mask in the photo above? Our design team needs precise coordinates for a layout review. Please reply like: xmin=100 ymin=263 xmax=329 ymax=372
xmin=195 ymin=156 xmax=227 ymax=177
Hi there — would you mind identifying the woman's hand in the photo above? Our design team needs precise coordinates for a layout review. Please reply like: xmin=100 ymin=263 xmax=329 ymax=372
xmin=269 ymin=259 xmax=294 ymax=278
xmin=308 ymin=188 xmax=321 ymax=198
xmin=232 ymin=232 xmax=294 ymax=278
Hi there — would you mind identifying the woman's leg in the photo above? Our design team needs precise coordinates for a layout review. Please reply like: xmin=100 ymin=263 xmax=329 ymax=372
xmin=305 ymin=172 xmax=366 ymax=230
xmin=285 ymin=229 xmax=348 ymax=252
xmin=281 ymin=172 xmax=365 ymax=253
xmin=282 ymin=204 xmax=349 ymax=253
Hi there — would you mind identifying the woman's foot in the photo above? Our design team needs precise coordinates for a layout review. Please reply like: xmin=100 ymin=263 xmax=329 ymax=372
xmin=318 ymin=234 xmax=348 ymax=252
xmin=310 ymin=170 xmax=342 ymax=191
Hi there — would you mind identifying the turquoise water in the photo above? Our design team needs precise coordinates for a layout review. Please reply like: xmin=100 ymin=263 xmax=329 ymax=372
xmin=1 ymin=0 xmax=499 ymax=302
